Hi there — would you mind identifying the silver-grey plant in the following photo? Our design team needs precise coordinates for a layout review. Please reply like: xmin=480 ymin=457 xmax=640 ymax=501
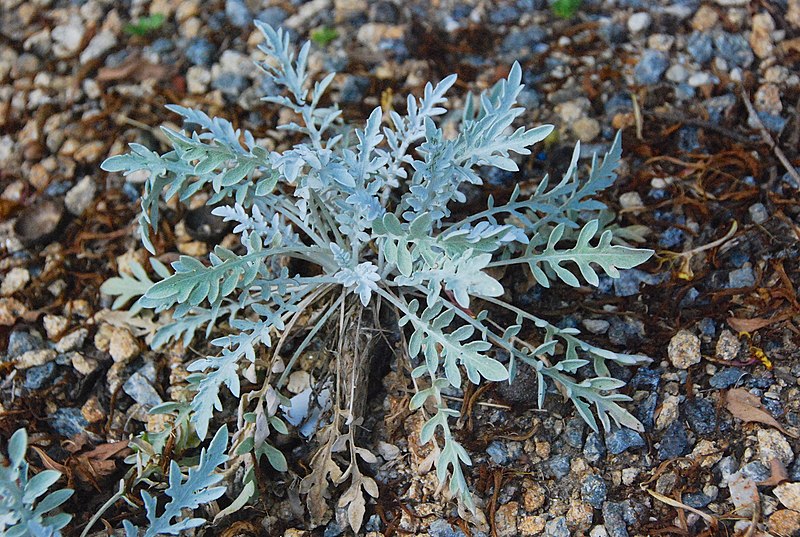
xmin=0 ymin=429 xmax=73 ymax=537
xmin=101 ymin=21 xmax=652 ymax=523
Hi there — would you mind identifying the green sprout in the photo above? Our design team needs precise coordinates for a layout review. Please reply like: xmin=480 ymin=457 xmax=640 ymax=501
xmin=310 ymin=26 xmax=339 ymax=47
xmin=124 ymin=14 xmax=166 ymax=36
xmin=552 ymin=0 xmax=582 ymax=19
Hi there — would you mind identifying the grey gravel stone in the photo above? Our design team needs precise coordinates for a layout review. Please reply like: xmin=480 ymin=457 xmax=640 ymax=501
xmin=584 ymin=432 xmax=606 ymax=463
xmin=714 ymin=32 xmax=753 ymax=68
xmin=564 ymin=417 xmax=586 ymax=449
xmin=24 ymin=362 xmax=57 ymax=390
xmin=51 ymin=407 xmax=88 ymax=438
xmin=683 ymin=492 xmax=713 ymax=508
xmin=428 ymin=519 xmax=466 ymax=537
xmin=606 ymin=428 xmax=646 ymax=455
xmin=634 ymin=50 xmax=669 ymax=85
xmin=748 ymin=203 xmax=768 ymax=224
xmin=340 ymin=75 xmax=370 ymax=104
xmin=658 ymin=421 xmax=690 ymax=460
xmin=546 ymin=517 xmax=570 ymax=537
xmin=602 ymin=502 xmax=629 ymax=537
xmin=486 ymin=440 xmax=510 ymax=465
xmin=582 ymin=474 xmax=608 ymax=508
xmin=64 ymin=176 xmax=96 ymax=216
xmin=740 ymin=461 xmax=770 ymax=483
xmin=257 ymin=6 xmax=289 ymax=27
xmin=728 ymin=265 xmax=755 ymax=288
xmin=7 ymin=331 xmax=44 ymax=358
xmin=546 ymin=454 xmax=571 ymax=479
xmin=683 ymin=398 xmax=717 ymax=435
xmin=185 ymin=38 xmax=215 ymax=67
xmin=123 ymin=371 xmax=163 ymax=407
xmin=709 ymin=367 xmax=747 ymax=389
xmin=225 ymin=0 xmax=252 ymax=28
xmin=686 ymin=32 xmax=713 ymax=64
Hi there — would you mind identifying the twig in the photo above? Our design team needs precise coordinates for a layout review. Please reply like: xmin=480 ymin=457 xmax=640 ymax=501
xmin=741 ymin=89 xmax=800 ymax=186
xmin=632 ymin=94 xmax=643 ymax=141
xmin=643 ymin=110 xmax=754 ymax=145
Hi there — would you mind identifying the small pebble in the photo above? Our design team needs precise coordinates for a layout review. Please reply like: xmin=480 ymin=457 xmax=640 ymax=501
xmin=627 ymin=12 xmax=651 ymax=34
xmin=748 ymin=203 xmax=768 ymax=224
xmin=1 ymin=267 xmax=30 ymax=296
xmin=710 ymin=367 xmax=746 ymax=389
xmin=634 ymin=50 xmax=668 ymax=85
xmin=16 ymin=349 xmax=57 ymax=369
xmin=715 ymin=329 xmax=741 ymax=361
xmin=728 ymin=264 xmax=755 ymax=288
xmin=757 ymin=429 xmax=794 ymax=466
xmin=605 ymin=428 xmax=645 ymax=455
xmin=51 ymin=407 xmax=88 ymax=438
xmin=64 ymin=176 xmax=96 ymax=215
xmin=581 ymin=474 xmax=608 ymax=509
xmin=24 ymin=362 xmax=57 ymax=390
xmin=668 ymin=329 xmax=701 ymax=370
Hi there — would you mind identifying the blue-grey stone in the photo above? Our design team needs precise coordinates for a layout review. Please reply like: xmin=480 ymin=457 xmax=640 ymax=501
xmin=545 ymin=517 xmax=570 ymax=537
xmin=123 ymin=371 xmax=163 ymax=407
xmin=604 ymin=92 xmax=632 ymax=115
xmin=365 ymin=514 xmax=381 ymax=532
xmin=728 ymin=266 xmax=755 ymax=288
xmin=599 ymin=22 xmax=627 ymax=45
xmin=683 ymin=398 xmax=716 ymax=435
xmin=185 ymin=37 xmax=215 ymax=67
xmin=150 ymin=38 xmax=174 ymax=54
xmin=212 ymin=72 xmax=248 ymax=97
xmin=501 ymin=27 xmax=547 ymax=55
xmin=428 ymin=519 xmax=467 ymax=537
xmin=606 ymin=428 xmax=645 ymax=455
xmin=631 ymin=368 xmax=661 ymax=391
xmin=602 ymin=501 xmax=629 ymax=537
xmin=517 ymin=88 xmax=541 ymax=109
xmin=340 ymin=75 xmax=370 ymax=104
xmin=25 ymin=362 xmax=57 ymax=390
xmin=369 ymin=1 xmax=401 ymax=23
xmin=710 ymin=368 xmax=746 ymax=389
xmin=703 ymin=94 xmax=737 ymax=123
xmin=257 ymin=6 xmax=288 ymax=27
xmin=698 ymin=318 xmax=716 ymax=338
xmin=727 ymin=249 xmax=750 ymax=268
xmin=564 ymin=417 xmax=585 ymax=449
xmin=545 ymin=454 xmax=571 ymax=479
xmin=757 ymin=112 xmax=788 ymax=133
xmin=225 ymin=0 xmax=252 ymax=28
xmin=659 ymin=227 xmax=684 ymax=249
xmin=683 ymin=492 xmax=712 ymax=508
xmin=675 ymin=83 xmax=696 ymax=101
xmin=790 ymin=457 xmax=800 ymax=482
xmin=486 ymin=440 xmax=510 ymax=465
xmin=378 ymin=38 xmax=408 ymax=60
xmin=634 ymin=50 xmax=669 ymax=85
xmin=581 ymin=474 xmax=607 ymax=508
xmin=323 ymin=520 xmax=343 ymax=537
xmin=658 ymin=421 xmax=690 ymax=460
xmin=489 ymin=5 xmax=519 ymax=24
xmin=51 ymin=408 xmax=88 ymax=438
xmin=741 ymin=461 xmax=770 ymax=483
xmin=714 ymin=32 xmax=753 ymax=68
xmin=613 ymin=269 xmax=665 ymax=297
xmin=608 ymin=317 xmax=645 ymax=347
xmin=686 ymin=32 xmax=713 ymax=64
xmin=678 ymin=126 xmax=700 ymax=152
xmin=8 ymin=331 xmax=44 ymax=358
xmin=584 ymin=431 xmax=606 ymax=463
xmin=636 ymin=392 xmax=658 ymax=431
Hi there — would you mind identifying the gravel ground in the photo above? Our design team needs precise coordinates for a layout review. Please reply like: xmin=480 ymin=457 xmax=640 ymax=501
xmin=1 ymin=0 xmax=800 ymax=536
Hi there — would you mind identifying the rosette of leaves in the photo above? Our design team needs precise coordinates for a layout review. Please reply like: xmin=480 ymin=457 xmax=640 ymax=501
xmin=101 ymin=21 xmax=653 ymax=526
